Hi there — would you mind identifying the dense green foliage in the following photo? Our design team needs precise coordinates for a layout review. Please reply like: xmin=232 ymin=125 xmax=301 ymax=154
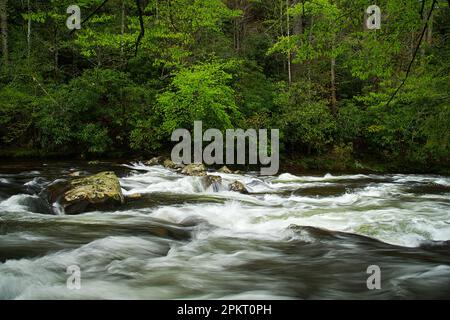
xmin=0 ymin=0 xmax=449 ymax=172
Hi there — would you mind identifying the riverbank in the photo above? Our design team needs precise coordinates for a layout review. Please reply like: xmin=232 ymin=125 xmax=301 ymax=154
xmin=0 ymin=147 xmax=449 ymax=176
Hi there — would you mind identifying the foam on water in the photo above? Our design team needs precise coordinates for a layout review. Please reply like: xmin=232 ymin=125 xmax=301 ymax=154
xmin=0 ymin=194 xmax=41 ymax=213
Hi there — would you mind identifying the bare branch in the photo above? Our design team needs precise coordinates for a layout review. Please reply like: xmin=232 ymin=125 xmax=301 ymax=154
xmin=385 ymin=0 xmax=438 ymax=108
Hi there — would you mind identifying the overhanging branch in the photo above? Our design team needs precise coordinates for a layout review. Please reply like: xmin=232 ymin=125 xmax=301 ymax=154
xmin=385 ymin=0 xmax=438 ymax=108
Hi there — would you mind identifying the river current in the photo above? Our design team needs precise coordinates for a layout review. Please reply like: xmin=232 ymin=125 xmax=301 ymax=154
xmin=0 ymin=161 xmax=449 ymax=299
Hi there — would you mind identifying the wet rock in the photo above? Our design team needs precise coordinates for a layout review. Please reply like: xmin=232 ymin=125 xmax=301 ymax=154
xmin=201 ymin=175 xmax=222 ymax=192
xmin=47 ymin=172 xmax=125 ymax=215
xmin=145 ymin=156 xmax=164 ymax=166
xmin=218 ymin=166 xmax=233 ymax=174
xmin=182 ymin=163 xmax=206 ymax=176
xmin=163 ymin=159 xmax=176 ymax=169
xmin=229 ymin=181 xmax=248 ymax=194
xmin=42 ymin=179 xmax=71 ymax=204
xmin=126 ymin=193 xmax=142 ymax=200
xmin=163 ymin=159 xmax=184 ymax=170
xmin=293 ymin=185 xmax=348 ymax=197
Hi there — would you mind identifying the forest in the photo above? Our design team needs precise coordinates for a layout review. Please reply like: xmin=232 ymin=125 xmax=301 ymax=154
xmin=0 ymin=0 xmax=449 ymax=173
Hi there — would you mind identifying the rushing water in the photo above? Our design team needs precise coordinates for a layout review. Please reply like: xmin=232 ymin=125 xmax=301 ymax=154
xmin=0 ymin=161 xmax=449 ymax=299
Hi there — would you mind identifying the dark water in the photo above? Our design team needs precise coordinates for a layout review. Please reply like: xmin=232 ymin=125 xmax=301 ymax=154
xmin=0 ymin=161 xmax=449 ymax=299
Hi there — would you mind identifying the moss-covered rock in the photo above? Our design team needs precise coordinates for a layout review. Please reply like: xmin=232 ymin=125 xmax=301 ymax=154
xmin=163 ymin=159 xmax=185 ymax=170
xmin=145 ymin=156 xmax=164 ymax=166
xmin=50 ymin=171 xmax=125 ymax=215
xmin=182 ymin=163 xmax=206 ymax=176
xmin=229 ymin=181 xmax=248 ymax=194
xmin=201 ymin=175 xmax=222 ymax=191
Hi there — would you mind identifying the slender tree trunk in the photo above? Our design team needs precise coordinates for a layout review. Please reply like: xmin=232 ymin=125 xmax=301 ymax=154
xmin=427 ymin=12 xmax=433 ymax=45
xmin=330 ymin=0 xmax=337 ymax=115
xmin=420 ymin=9 xmax=434 ymax=57
xmin=330 ymin=56 xmax=337 ymax=114
xmin=286 ymin=0 xmax=291 ymax=86
xmin=121 ymin=0 xmax=125 ymax=57
xmin=0 ymin=0 xmax=8 ymax=64
xmin=307 ymin=15 xmax=313 ymax=99
xmin=291 ymin=0 xmax=302 ymax=81
xmin=308 ymin=16 xmax=313 ymax=80
xmin=27 ymin=0 xmax=31 ymax=59
xmin=330 ymin=35 xmax=337 ymax=116
xmin=280 ymin=0 xmax=286 ymax=75
xmin=233 ymin=0 xmax=240 ymax=52
xmin=54 ymin=27 xmax=58 ymax=78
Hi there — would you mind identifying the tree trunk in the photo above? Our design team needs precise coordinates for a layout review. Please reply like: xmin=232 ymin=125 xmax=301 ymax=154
xmin=27 ymin=0 xmax=31 ymax=59
xmin=427 ymin=12 xmax=433 ymax=45
xmin=331 ymin=55 xmax=337 ymax=115
xmin=54 ymin=27 xmax=58 ymax=79
xmin=286 ymin=0 xmax=291 ymax=86
xmin=330 ymin=34 xmax=337 ymax=116
xmin=291 ymin=0 xmax=302 ymax=81
xmin=0 ymin=0 xmax=8 ymax=63
xmin=233 ymin=0 xmax=240 ymax=52
xmin=308 ymin=16 xmax=313 ymax=78
xmin=280 ymin=0 xmax=285 ymax=75
xmin=121 ymin=0 xmax=125 ymax=57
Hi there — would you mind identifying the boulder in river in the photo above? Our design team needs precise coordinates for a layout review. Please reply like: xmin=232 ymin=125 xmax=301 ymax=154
xmin=229 ymin=181 xmax=248 ymax=194
xmin=145 ymin=156 xmax=164 ymax=166
xmin=48 ymin=171 xmax=125 ymax=215
xmin=163 ymin=159 xmax=184 ymax=170
xmin=201 ymin=175 xmax=222 ymax=192
xmin=182 ymin=163 xmax=206 ymax=176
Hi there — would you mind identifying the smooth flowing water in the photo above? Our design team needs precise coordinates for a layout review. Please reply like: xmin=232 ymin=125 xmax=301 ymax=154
xmin=0 ymin=161 xmax=449 ymax=299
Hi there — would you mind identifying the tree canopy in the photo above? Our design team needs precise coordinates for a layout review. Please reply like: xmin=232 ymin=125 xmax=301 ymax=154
xmin=0 ymin=0 xmax=449 ymax=172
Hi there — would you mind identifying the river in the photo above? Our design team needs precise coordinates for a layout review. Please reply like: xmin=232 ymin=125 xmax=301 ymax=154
xmin=0 ymin=161 xmax=449 ymax=299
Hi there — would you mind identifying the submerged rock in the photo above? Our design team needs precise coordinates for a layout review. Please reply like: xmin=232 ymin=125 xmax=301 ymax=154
xmin=47 ymin=171 xmax=125 ymax=215
xmin=201 ymin=175 xmax=223 ymax=192
xmin=145 ymin=157 xmax=184 ymax=170
xmin=126 ymin=193 xmax=142 ymax=200
xmin=182 ymin=163 xmax=206 ymax=176
xmin=229 ymin=181 xmax=248 ymax=194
